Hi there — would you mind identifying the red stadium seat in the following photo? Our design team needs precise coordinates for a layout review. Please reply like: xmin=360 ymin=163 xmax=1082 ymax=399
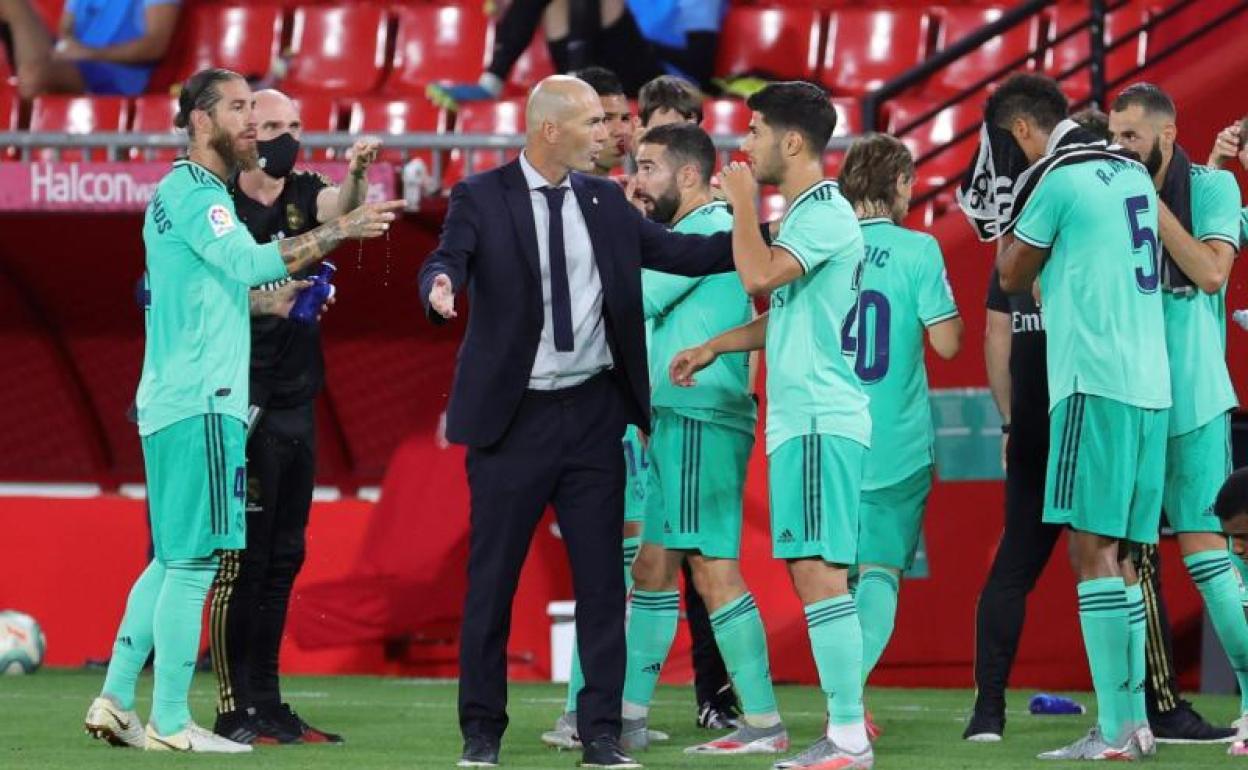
xmin=292 ymin=94 xmax=341 ymax=160
xmin=0 ymin=87 xmax=17 ymax=160
xmin=929 ymin=6 xmax=1041 ymax=95
xmin=820 ymin=8 xmax=930 ymax=96
xmin=1046 ymin=0 xmax=1147 ymax=101
xmin=714 ymin=7 xmax=822 ymax=81
xmin=346 ymin=97 xmax=447 ymax=168
xmin=701 ymin=99 xmax=751 ymax=137
xmin=30 ymin=96 xmax=130 ymax=161
xmin=701 ymin=99 xmax=750 ymax=163
xmin=285 ymin=4 xmax=389 ymax=96
xmin=146 ymin=5 xmax=283 ymax=95
xmin=129 ymin=95 xmax=179 ymax=161
xmin=886 ymin=98 xmax=980 ymax=197
xmin=830 ymin=97 xmax=859 ymax=138
xmin=444 ymin=98 xmax=526 ymax=188
xmin=387 ymin=4 xmax=489 ymax=94
xmin=506 ymin=32 xmax=556 ymax=94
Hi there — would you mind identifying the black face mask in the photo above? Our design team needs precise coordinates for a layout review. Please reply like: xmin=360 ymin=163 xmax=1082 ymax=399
xmin=256 ymin=132 xmax=299 ymax=179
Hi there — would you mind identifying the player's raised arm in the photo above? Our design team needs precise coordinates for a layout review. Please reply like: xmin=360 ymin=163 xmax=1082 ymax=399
xmin=718 ymin=161 xmax=803 ymax=295
xmin=276 ymin=199 xmax=405 ymax=275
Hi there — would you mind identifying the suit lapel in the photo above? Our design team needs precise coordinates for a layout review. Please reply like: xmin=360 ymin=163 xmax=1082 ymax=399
xmin=571 ymin=174 xmax=614 ymax=297
xmin=502 ymin=160 xmax=541 ymax=282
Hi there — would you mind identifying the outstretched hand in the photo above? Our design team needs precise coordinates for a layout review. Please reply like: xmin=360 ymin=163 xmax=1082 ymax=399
xmin=339 ymin=199 xmax=404 ymax=239
xmin=669 ymin=345 xmax=717 ymax=387
xmin=429 ymin=273 xmax=457 ymax=319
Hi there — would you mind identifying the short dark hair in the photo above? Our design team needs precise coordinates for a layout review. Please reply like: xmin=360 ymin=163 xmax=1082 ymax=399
xmin=1111 ymin=82 xmax=1176 ymax=119
xmin=638 ymin=122 xmax=716 ymax=185
xmin=985 ymin=73 xmax=1068 ymax=132
xmin=572 ymin=66 xmax=625 ymax=97
xmin=1215 ymin=468 xmax=1248 ymax=521
xmin=838 ymin=134 xmax=915 ymax=210
xmin=638 ymin=76 xmax=702 ymax=126
xmin=175 ymin=68 xmax=245 ymax=136
xmin=1071 ymin=106 xmax=1110 ymax=141
xmin=746 ymin=81 xmax=836 ymax=157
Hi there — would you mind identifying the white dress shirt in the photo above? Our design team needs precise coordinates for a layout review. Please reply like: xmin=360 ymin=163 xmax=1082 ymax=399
xmin=520 ymin=151 xmax=614 ymax=390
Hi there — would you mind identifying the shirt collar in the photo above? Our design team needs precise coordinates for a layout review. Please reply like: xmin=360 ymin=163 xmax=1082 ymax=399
xmin=520 ymin=151 xmax=573 ymax=191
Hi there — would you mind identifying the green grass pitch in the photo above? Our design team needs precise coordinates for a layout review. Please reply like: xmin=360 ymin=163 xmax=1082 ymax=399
xmin=3 ymin=670 xmax=1245 ymax=768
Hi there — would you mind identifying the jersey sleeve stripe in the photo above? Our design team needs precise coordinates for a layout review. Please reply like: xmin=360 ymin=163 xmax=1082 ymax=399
xmin=922 ymin=310 xmax=961 ymax=326
xmin=1199 ymin=233 xmax=1240 ymax=248
xmin=771 ymin=241 xmax=810 ymax=274
xmin=1013 ymin=228 xmax=1051 ymax=249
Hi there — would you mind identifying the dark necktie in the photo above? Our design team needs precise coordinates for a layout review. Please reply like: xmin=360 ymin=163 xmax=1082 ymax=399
xmin=538 ymin=186 xmax=574 ymax=352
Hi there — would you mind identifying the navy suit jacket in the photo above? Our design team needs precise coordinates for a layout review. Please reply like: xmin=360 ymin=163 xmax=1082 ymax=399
xmin=419 ymin=159 xmax=734 ymax=449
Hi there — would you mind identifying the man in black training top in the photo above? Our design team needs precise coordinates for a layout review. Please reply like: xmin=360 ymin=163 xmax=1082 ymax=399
xmin=209 ymin=88 xmax=381 ymax=746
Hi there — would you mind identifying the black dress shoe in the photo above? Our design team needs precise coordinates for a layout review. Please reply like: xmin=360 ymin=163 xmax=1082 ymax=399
xmin=458 ymin=734 xmax=500 ymax=767
xmin=580 ymin=736 xmax=641 ymax=768
xmin=1151 ymin=700 xmax=1237 ymax=743
xmin=962 ymin=707 xmax=1005 ymax=742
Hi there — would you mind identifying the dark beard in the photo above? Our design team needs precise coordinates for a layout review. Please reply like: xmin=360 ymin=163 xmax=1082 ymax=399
xmin=647 ymin=186 xmax=681 ymax=225
xmin=208 ymin=124 xmax=258 ymax=172
xmin=1144 ymin=138 xmax=1163 ymax=177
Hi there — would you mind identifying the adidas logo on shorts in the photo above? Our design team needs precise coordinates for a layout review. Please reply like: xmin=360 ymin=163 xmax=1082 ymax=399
xmin=642 ymin=662 xmax=662 ymax=675
xmin=778 ymin=529 xmax=795 ymax=544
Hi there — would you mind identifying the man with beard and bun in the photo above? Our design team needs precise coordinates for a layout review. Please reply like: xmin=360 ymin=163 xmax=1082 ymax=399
xmin=836 ymin=134 xmax=962 ymax=691
xmin=207 ymin=89 xmax=381 ymax=746
xmin=81 ymin=68 xmax=401 ymax=753
xmin=670 ymin=81 xmax=873 ymax=770
xmin=993 ymin=73 xmax=1169 ymax=761
xmin=619 ymin=122 xmax=787 ymax=757
xmin=1109 ymin=83 xmax=1245 ymax=741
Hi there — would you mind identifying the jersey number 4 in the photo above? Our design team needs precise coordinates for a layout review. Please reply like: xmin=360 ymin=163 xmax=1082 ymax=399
xmin=840 ymin=289 xmax=891 ymax=383
xmin=1125 ymin=194 xmax=1159 ymax=294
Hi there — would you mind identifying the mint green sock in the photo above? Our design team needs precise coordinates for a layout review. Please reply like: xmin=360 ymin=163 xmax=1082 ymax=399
xmin=101 ymin=559 xmax=166 ymax=710
xmin=622 ymin=536 xmax=640 ymax=592
xmin=805 ymin=595 xmax=864 ymax=726
xmin=854 ymin=568 xmax=900 ymax=683
xmin=710 ymin=592 xmax=778 ymax=720
xmin=150 ymin=557 xmax=218 ymax=735
xmin=564 ymin=535 xmax=642 ymax=715
xmin=1185 ymin=550 xmax=1248 ymax=714
xmin=1077 ymin=577 xmax=1130 ymax=744
xmin=1124 ymin=582 xmax=1146 ymax=726
xmin=564 ymin=639 xmax=584 ymax=715
xmin=622 ymin=590 xmax=679 ymax=714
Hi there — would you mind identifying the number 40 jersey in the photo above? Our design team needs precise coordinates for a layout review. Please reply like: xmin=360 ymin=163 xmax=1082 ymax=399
xmin=851 ymin=217 xmax=960 ymax=490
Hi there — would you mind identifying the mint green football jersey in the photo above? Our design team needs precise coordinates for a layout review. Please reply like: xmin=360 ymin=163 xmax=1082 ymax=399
xmin=643 ymin=200 xmax=756 ymax=435
xmin=854 ymin=218 xmax=959 ymax=490
xmin=765 ymin=180 xmax=870 ymax=455
xmin=1013 ymin=160 xmax=1171 ymax=411
xmin=136 ymin=160 xmax=288 ymax=436
xmin=1161 ymin=165 xmax=1240 ymax=436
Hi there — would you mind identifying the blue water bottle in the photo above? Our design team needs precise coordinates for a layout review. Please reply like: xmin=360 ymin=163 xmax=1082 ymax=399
xmin=290 ymin=261 xmax=336 ymax=324
xmin=1029 ymin=693 xmax=1086 ymax=715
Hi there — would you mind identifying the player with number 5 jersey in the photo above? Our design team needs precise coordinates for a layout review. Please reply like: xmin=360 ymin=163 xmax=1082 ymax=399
xmin=836 ymin=135 xmax=963 ymax=688
xmin=993 ymin=74 xmax=1169 ymax=762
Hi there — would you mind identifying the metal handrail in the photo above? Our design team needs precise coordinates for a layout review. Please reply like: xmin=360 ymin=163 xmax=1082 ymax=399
xmin=861 ymin=0 xmax=1056 ymax=134
xmin=0 ymin=130 xmax=856 ymax=190
xmin=904 ymin=0 xmax=1248 ymax=209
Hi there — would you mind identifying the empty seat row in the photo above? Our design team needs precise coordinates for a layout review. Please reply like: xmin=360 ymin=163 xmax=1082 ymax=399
xmin=24 ymin=2 xmax=1152 ymax=103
